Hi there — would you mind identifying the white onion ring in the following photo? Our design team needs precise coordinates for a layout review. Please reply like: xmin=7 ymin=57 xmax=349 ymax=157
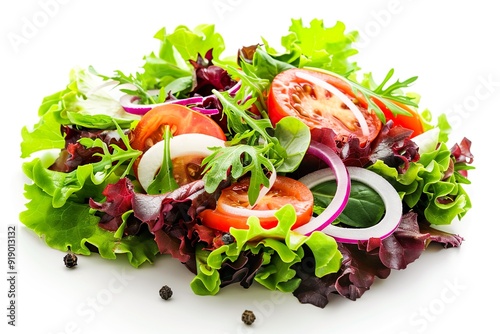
xmin=137 ymin=133 xmax=225 ymax=190
xmin=299 ymin=167 xmax=402 ymax=243
xmin=218 ymin=202 xmax=278 ymax=218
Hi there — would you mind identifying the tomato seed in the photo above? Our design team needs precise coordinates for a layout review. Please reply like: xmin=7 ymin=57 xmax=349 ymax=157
xmin=313 ymin=109 xmax=323 ymax=116
xmin=302 ymin=83 xmax=313 ymax=94
xmin=293 ymin=103 xmax=309 ymax=116
xmin=145 ymin=138 xmax=154 ymax=149
xmin=186 ymin=163 xmax=201 ymax=179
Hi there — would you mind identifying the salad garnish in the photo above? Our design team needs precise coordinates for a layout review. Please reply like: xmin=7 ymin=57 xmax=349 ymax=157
xmin=19 ymin=18 xmax=474 ymax=308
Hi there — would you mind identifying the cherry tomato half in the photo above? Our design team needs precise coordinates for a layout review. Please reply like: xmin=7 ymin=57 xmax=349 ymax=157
xmin=372 ymin=97 xmax=424 ymax=138
xmin=198 ymin=176 xmax=314 ymax=232
xmin=129 ymin=104 xmax=226 ymax=182
xmin=267 ymin=68 xmax=382 ymax=145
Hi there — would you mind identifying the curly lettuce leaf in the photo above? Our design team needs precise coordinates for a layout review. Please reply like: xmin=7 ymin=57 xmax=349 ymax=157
xmin=20 ymin=111 xmax=65 ymax=159
xmin=20 ymin=183 xmax=157 ymax=267
xmin=369 ymin=142 xmax=472 ymax=225
xmin=63 ymin=68 xmax=139 ymax=127
xmin=22 ymin=129 xmax=140 ymax=208
xmin=20 ymin=67 xmax=139 ymax=159
xmin=137 ymin=24 xmax=228 ymax=98
xmin=22 ymin=158 xmax=109 ymax=208
xmin=266 ymin=18 xmax=359 ymax=76
xmin=190 ymin=204 xmax=342 ymax=295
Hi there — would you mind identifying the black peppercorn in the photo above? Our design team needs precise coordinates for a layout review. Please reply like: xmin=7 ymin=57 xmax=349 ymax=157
xmin=159 ymin=285 xmax=173 ymax=300
xmin=63 ymin=252 xmax=78 ymax=268
xmin=221 ymin=233 xmax=234 ymax=245
xmin=241 ymin=310 xmax=256 ymax=325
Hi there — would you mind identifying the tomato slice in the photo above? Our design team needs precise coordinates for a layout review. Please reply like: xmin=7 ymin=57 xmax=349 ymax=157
xmin=371 ymin=97 xmax=424 ymax=138
xmin=267 ymin=68 xmax=382 ymax=145
xmin=129 ymin=104 xmax=226 ymax=179
xmin=198 ymin=176 xmax=314 ymax=232
xmin=130 ymin=104 xmax=226 ymax=152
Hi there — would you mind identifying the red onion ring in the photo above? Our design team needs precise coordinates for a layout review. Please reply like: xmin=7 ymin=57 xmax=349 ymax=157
xmin=299 ymin=167 xmax=402 ymax=243
xmin=293 ymin=141 xmax=351 ymax=236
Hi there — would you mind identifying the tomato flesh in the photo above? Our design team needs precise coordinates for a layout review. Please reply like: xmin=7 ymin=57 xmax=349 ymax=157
xmin=199 ymin=176 xmax=314 ymax=232
xmin=267 ymin=68 xmax=382 ymax=145
xmin=372 ymin=97 xmax=424 ymax=138
xmin=171 ymin=154 xmax=205 ymax=186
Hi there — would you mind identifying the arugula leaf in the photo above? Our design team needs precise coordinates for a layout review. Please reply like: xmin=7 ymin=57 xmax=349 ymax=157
xmin=202 ymin=91 xmax=310 ymax=204
xmin=303 ymin=67 xmax=418 ymax=123
xmin=358 ymin=69 xmax=419 ymax=121
xmin=202 ymin=143 xmax=275 ymax=205
xmin=93 ymin=67 xmax=161 ymax=105
xmin=221 ymin=63 xmax=270 ymax=115
xmin=146 ymin=128 xmax=179 ymax=194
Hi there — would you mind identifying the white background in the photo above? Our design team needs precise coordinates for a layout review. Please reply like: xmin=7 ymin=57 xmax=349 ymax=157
xmin=1 ymin=1 xmax=498 ymax=333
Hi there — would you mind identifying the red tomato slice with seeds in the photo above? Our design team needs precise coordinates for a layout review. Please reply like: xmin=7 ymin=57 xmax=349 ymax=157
xmin=267 ymin=68 xmax=382 ymax=145
xmin=198 ymin=176 xmax=314 ymax=232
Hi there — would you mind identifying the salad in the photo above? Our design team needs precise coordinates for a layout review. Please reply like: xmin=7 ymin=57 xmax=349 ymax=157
xmin=19 ymin=18 xmax=474 ymax=308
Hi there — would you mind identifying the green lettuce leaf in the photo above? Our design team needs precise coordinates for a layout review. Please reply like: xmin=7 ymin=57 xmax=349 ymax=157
xmin=190 ymin=204 xmax=342 ymax=295
xmin=268 ymin=18 xmax=359 ymax=76
xmin=368 ymin=142 xmax=472 ymax=225
xmin=20 ymin=183 xmax=157 ymax=267
xmin=20 ymin=108 xmax=65 ymax=158
xmin=139 ymin=24 xmax=228 ymax=98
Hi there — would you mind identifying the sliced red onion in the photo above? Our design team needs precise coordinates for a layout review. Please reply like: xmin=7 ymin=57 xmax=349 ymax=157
xmin=120 ymin=81 xmax=242 ymax=116
xmin=137 ymin=133 xmax=225 ymax=190
xmin=119 ymin=94 xmax=204 ymax=115
xmin=189 ymin=106 xmax=220 ymax=116
xmin=299 ymin=167 xmax=402 ymax=243
xmin=293 ymin=141 xmax=351 ymax=236
xmin=227 ymin=81 xmax=242 ymax=96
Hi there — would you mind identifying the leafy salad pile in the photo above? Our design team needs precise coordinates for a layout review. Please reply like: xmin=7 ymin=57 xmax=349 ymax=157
xmin=20 ymin=19 xmax=474 ymax=308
